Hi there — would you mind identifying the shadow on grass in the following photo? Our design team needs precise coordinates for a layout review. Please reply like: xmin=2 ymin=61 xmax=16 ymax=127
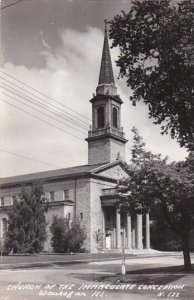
xmin=95 ymin=264 xmax=194 ymax=285
xmin=100 ymin=274 xmax=185 ymax=285
xmin=126 ymin=264 xmax=194 ymax=274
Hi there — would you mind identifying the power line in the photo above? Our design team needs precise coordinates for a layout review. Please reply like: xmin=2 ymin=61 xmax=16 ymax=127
xmin=0 ymin=98 xmax=84 ymax=141
xmin=0 ymin=0 xmax=23 ymax=10
xmin=0 ymin=149 xmax=60 ymax=168
xmin=2 ymin=91 xmax=86 ymax=136
xmin=0 ymin=76 xmax=89 ymax=128
xmin=1 ymin=71 xmax=92 ymax=122
xmin=1 ymin=85 xmax=87 ymax=135
xmin=2 ymin=92 xmax=130 ymax=150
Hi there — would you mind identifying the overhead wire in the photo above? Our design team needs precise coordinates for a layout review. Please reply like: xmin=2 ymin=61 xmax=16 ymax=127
xmin=0 ymin=71 xmax=92 ymax=122
xmin=0 ymin=149 xmax=60 ymax=168
xmin=1 ymin=88 xmax=87 ymax=136
xmin=0 ymin=98 xmax=84 ymax=141
xmin=0 ymin=76 xmax=90 ymax=129
xmin=0 ymin=71 xmax=147 ymax=166
xmin=0 ymin=0 xmax=23 ymax=11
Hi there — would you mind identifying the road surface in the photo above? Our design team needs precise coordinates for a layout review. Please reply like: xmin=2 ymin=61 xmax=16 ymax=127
xmin=0 ymin=254 xmax=193 ymax=300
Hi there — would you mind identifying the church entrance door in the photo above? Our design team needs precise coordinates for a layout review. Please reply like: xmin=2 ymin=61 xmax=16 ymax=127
xmin=105 ymin=234 xmax=111 ymax=249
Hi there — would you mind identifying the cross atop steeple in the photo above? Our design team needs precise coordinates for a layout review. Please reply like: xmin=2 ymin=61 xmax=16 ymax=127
xmin=96 ymin=20 xmax=116 ymax=95
xmin=104 ymin=19 xmax=108 ymax=33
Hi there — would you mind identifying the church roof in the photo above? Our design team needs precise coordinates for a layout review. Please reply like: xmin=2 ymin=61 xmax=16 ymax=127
xmin=0 ymin=161 xmax=129 ymax=188
xmin=0 ymin=163 xmax=105 ymax=187
xmin=98 ymin=22 xmax=115 ymax=86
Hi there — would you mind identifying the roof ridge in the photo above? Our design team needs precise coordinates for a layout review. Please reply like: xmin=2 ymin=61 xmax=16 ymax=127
xmin=91 ymin=160 xmax=125 ymax=173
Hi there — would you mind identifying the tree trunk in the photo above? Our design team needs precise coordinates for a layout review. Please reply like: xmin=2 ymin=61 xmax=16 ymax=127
xmin=182 ymin=235 xmax=192 ymax=271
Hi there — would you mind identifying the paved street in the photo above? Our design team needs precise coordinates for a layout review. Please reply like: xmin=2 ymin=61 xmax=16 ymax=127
xmin=0 ymin=253 xmax=193 ymax=300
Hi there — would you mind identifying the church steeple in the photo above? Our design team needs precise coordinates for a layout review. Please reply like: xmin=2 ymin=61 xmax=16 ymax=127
xmin=98 ymin=20 xmax=115 ymax=86
xmin=96 ymin=21 xmax=117 ymax=96
xmin=86 ymin=21 xmax=128 ymax=165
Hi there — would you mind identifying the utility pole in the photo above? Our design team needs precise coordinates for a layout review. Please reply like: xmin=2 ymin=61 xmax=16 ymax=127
xmin=121 ymin=228 xmax=126 ymax=275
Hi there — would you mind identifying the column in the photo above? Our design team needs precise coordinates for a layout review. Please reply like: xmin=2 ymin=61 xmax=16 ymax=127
xmin=132 ymin=228 xmax=135 ymax=249
xmin=145 ymin=212 xmax=150 ymax=249
xmin=122 ymin=228 xmax=126 ymax=248
xmin=102 ymin=209 xmax=105 ymax=249
xmin=113 ymin=228 xmax=116 ymax=249
xmin=136 ymin=214 xmax=143 ymax=249
xmin=116 ymin=208 xmax=121 ymax=248
xmin=126 ymin=214 xmax=132 ymax=249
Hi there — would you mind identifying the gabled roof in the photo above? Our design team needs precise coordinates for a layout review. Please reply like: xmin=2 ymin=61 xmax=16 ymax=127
xmin=91 ymin=160 xmax=128 ymax=175
xmin=0 ymin=161 xmax=130 ymax=189
xmin=0 ymin=163 xmax=105 ymax=187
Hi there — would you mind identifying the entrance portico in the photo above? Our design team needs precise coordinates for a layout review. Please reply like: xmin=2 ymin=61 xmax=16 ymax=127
xmin=101 ymin=188 xmax=150 ymax=250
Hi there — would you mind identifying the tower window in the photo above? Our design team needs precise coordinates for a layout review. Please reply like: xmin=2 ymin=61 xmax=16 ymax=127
xmin=97 ymin=106 xmax=105 ymax=128
xmin=106 ymin=211 xmax=111 ymax=222
xmin=113 ymin=107 xmax=118 ymax=128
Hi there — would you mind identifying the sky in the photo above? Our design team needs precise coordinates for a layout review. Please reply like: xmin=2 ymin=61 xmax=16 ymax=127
xmin=0 ymin=0 xmax=187 ymax=178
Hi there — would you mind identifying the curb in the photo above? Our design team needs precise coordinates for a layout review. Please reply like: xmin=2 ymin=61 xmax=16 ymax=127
xmin=0 ymin=259 xmax=88 ymax=270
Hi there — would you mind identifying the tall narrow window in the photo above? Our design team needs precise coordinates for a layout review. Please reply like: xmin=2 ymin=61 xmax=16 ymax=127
xmin=2 ymin=218 xmax=8 ymax=237
xmin=50 ymin=191 xmax=55 ymax=201
xmin=80 ymin=213 xmax=83 ymax=221
xmin=0 ymin=197 xmax=4 ymax=207
xmin=64 ymin=190 xmax=69 ymax=200
xmin=113 ymin=107 xmax=118 ymax=128
xmin=12 ymin=196 xmax=17 ymax=205
xmin=97 ymin=106 xmax=105 ymax=128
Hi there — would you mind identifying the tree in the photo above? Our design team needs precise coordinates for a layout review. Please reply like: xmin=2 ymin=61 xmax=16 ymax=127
xmin=50 ymin=217 xmax=86 ymax=253
xmin=110 ymin=0 xmax=194 ymax=150
xmin=118 ymin=128 xmax=194 ymax=270
xmin=4 ymin=182 xmax=47 ymax=254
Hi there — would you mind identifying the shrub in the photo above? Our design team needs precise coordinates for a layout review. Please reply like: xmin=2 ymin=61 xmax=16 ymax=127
xmin=93 ymin=229 xmax=103 ymax=251
xmin=50 ymin=217 xmax=86 ymax=253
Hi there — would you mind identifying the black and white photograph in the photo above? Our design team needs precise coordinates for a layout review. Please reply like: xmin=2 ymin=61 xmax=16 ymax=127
xmin=0 ymin=0 xmax=194 ymax=299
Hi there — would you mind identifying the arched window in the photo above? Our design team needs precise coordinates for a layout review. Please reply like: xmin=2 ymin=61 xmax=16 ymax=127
xmin=2 ymin=218 xmax=8 ymax=237
xmin=113 ymin=107 xmax=118 ymax=128
xmin=97 ymin=106 xmax=105 ymax=128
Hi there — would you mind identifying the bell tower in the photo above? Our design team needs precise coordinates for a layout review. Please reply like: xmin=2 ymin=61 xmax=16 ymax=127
xmin=86 ymin=21 xmax=128 ymax=165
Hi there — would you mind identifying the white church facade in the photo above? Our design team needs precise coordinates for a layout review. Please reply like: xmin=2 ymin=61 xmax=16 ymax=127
xmin=0 ymin=26 xmax=151 ymax=253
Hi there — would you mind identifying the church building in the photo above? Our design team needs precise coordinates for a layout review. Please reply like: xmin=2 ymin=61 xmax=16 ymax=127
xmin=0 ymin=25 xmax=151 ymax=253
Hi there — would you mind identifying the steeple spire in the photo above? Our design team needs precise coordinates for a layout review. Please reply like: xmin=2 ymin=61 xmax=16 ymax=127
xmin=96 ymin=20 xmax=117 ymax=96
xmin=86 ymin=21 xmax=127 ymax=165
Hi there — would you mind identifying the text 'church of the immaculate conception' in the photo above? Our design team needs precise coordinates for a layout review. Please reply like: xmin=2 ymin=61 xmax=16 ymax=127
xmin=0 ymin=26 xmax=151 ymax=253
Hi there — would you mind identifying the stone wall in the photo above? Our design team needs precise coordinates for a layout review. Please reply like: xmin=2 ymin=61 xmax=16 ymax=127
xmin=88 ymin=137 xmax=125 ymax=165
xmin=0 ymin=175 xmax=119 ymax=253
xmin=74 ymin=178 xmax=91 ymax=252
xmin=89 ymin=178 xmax=116 ymax=252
